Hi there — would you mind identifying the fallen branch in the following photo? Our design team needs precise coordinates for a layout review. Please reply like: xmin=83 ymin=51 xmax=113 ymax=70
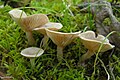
xmin=78 ymin=0 xmax=120 ymax=48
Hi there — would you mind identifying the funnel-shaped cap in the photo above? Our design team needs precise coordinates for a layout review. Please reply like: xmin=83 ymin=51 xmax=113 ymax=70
xmin=79 ymin=31 xmax=114 ymax=52
xmin=46 ymin=28 xmax=81 ymax=47
xmin=9 ymin=9 xmax=49 ymax=32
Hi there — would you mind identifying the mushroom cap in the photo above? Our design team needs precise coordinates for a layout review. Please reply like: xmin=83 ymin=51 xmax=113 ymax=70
xmin=9 ymin=9 xmax=27 ymax=19
xmin=9 ymin=9 xmax=49 ymax=32
xmin=21 ymin=14 xmax=49 ymax=31
xmin=8 ymin=9 xmax=27 ymax=24
xmin=46 ymin=28 xmax=81 ymax=47
xmin=79 ymin=31 xmax=114 ymax=52
xmin=20 ymin=47 xmax=44 ymax=58
xmin=33 ymin=22 xmax=63 ymax=35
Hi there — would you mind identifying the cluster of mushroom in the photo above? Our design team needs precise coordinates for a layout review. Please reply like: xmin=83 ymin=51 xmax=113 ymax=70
xmin=9 ymin=9 xmax=114 ymax=63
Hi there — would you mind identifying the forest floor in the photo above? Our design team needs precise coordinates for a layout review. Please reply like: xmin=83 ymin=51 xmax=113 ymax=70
xmin=0 ymin=0 xmax=120 ymax=80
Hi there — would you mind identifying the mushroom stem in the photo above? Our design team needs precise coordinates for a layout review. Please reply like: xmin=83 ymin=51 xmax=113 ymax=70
xmin=80 ymin=50 xmax=95 ymax=62
xmin=57 ymin=46 xmax=63 ymax=61
xmin=40 ymin=35 xmax=49 ymax=48
xmin=30 ymin=58 xmax=35 ymax=68
xmin=26 ymin=31 xmax=35 ymax=45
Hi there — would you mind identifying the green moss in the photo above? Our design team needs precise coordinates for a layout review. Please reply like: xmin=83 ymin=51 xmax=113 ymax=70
xmin=0 ymin=0 xmax=120 ymax=80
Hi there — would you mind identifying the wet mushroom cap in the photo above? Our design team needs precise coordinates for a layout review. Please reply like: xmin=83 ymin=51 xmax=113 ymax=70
xmin=20 ymin=47 xmax=44 ymax=58
xmin=46 ymin=28 xmax=81 ymax=47
xmin=79 ymin=31 xmax=114 ymax=52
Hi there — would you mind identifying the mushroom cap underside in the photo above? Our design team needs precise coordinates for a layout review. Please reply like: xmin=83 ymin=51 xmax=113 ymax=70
xmin=20 ymin=14 xmax=49 ymax=31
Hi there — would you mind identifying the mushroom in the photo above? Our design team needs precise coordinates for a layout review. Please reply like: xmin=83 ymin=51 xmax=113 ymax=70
xmin=79 ymin=31 xmax=114 ymax=62
xmin=45 ymin=28 xmax=81 ymax=61
xmin=9 ymin=9 xmax=49 ymax=45
xmin=20 ymin=47 xmax=44 ymax=68
xmin=33 ymin=22 xmax=63 ymax=48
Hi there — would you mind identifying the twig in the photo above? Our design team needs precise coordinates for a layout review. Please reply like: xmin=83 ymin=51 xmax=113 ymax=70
xmin=108 ymin=49 xmax=116 ymax=80
xmin=98 ymin=57 xmax=110 ymax=80
xmin=109 ymin=65 xmax=115 ymax=80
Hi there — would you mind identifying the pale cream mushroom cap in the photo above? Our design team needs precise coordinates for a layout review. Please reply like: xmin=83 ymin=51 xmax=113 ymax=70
xmin=33 ymin=22 xmax=63 ymax=35
xmin=79 ymin=31 xmax=114 ymax=52
xmin=9 ymin=9 xmax=49 ymax=32
xmin=46 ymin=28 xmax=81 ymax=47
xmin=20 ymin=14 xmax=49 ymax=31
xmin=20 ymin=47 xmax=44 ymax=58
xmin=9 ymin=9 xmax=27 ymax=19
xmin=9 ymin=9 xmax=49 ymax=45
xmin=8 ymin=9 xmax=27 ymax=25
